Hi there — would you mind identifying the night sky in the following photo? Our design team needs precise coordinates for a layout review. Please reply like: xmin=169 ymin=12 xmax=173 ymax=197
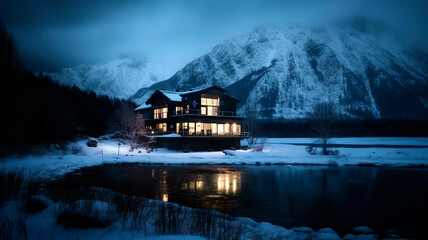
xmin=1 ymin=0 xmax=427 ymax=74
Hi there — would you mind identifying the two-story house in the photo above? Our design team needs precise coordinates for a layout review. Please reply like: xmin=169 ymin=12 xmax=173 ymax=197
xmin=135 ymin=86 xmax=247 ymax=150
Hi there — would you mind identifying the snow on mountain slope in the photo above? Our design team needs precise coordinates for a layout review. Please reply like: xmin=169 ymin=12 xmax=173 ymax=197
xmin=131 ymin=19 xmax=428 ymax=119
xmin=49 ymin=56 xmax=167 ymax=99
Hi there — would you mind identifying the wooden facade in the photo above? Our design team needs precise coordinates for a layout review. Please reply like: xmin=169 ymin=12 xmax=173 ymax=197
xmin=135 ymin=86 xmax=246 ymax=150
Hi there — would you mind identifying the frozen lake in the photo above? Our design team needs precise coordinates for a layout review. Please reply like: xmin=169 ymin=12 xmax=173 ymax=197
xmin=49 ymin=164 xmax=428 ymax=239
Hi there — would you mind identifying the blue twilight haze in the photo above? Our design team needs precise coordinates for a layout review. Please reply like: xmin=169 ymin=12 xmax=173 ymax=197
xmin=0 ymin=0 xmax=427 ymax=74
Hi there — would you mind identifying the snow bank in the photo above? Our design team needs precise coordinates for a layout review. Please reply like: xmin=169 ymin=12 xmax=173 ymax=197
xmin=1 ymin=138 xmax=427 ymax=179
xmin=1 ymin=187 xmax=405 ymax=240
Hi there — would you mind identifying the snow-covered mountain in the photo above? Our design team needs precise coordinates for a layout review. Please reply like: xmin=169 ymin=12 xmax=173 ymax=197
xmin=49 ymin=56 xmax=167 ymax=99
xmin=131 ymin=19 xmax=428 ymax=119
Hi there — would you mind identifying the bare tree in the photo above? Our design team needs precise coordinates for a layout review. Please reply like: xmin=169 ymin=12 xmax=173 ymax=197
xmin=307 ymin=102 xmax=338 ymax=155
xmin=135 ymin=113 xmax=156 ymax=152
xmin=243 ymin=104 xmax=263 ymax=147
xmin=109 ymin=103 xmax=157 ymax=152
xmin=109 ymin=103 xmax=139 ymax=151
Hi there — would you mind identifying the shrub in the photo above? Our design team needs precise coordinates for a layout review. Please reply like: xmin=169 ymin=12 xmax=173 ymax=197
xmin=327 ymin=149 xmax=339 ymax=156
xmin=86 ymin=138 xmax=98 ymax=147
xmin=306 ymin=146 xmax=317 ymax=155
xmin=56 ymin=200 xmax=117 ymax=229
xmin=69 ymin=145 xmax=84 ymax=155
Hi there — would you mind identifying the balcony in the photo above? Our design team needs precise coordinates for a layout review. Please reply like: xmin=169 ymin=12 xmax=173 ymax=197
xmin=149 ymin=130 xmax=249 ymax=138
xmin=172 ymin=109 xmax=241 ymax=117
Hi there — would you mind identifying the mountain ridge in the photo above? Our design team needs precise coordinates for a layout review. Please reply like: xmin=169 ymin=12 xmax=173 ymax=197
xmin=130 ymin=20 xmax=428 ymax=119
xmin=48 ymin=55 xmax=167 ymax=99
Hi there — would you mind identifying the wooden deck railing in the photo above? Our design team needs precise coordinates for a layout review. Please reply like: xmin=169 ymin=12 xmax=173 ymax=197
xmin=172 ymin=109 xmax=241 ymax=117
xmin=149 ymin=131 xmax=249 ymax=138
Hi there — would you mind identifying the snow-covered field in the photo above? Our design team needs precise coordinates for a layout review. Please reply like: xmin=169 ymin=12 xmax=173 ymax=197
xmin=267 ymin=137 xmax=428 ymax=146
xmin=0 ymin=137 xmax=427 ymax=179
xmin=1 ymin=137 xmax=426 ymax=240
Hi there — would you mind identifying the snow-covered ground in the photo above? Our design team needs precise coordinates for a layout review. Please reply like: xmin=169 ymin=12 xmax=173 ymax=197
xmin=1 ymin=137 xmax=427 ymax=179
xmin=267 ymin=137 xmax=428 ymax=146
xmin=1 ymin=137 xmax=424 ymax=240
xmin=0 ymin=189 xmax=386 ymax=240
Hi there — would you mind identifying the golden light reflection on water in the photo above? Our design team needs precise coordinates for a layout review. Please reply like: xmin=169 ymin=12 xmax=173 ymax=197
xmin=153 ymin=169 xmax=169 ymax=202
xmin=154 ymin=168 xmax=242 ymax=205
xmin=217 ymin=172 xmax=241 ymax=194
xmin=162 ymin=193 xmax=168 ymax=202
xmin=181 ymin=178 xmax=204 ymax=191
xmin=178 ymin=171 xmax=242 ymax=195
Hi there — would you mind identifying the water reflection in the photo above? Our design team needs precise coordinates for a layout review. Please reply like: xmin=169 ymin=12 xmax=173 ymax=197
xmin=153 ymin=169 xmax=169 ymax=202
xmin=52 ymin=165 xmax=428 ymax=239
xmin=162 ymin=193 xmax=168 ymax=202
xmin=217 ymin=172 xmax=241 ymax=194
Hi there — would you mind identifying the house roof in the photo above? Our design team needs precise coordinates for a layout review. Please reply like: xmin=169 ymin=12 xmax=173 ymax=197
xmin=134 ymin=103 xmax=151 ymax=111
xmin=144 ymin=85 xmax=240 ymax=105
xmin=158 ymin=90 xmax=184 ymax=102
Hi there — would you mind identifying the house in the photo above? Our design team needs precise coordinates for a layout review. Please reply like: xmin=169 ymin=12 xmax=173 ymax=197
xmin=135 ymin=86 xmax=247 ymax=150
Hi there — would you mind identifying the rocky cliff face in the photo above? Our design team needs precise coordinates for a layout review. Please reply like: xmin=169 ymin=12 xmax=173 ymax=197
xmin=131 ymin=19 xmax=428 ymax=119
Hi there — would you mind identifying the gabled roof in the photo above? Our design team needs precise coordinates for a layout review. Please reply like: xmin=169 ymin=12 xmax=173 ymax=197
xmin=144 ymin=85 xmax=240 ymax=105
xmin=158 ymin=90 xmax=183 ymax=102
xmin=134 ymin=103 xmax=151 ymax=111
xmin=180 ymin=86 xmax=227 ymax=96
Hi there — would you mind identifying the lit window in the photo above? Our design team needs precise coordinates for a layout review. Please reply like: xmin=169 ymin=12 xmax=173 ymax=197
xmin=201 ymin=96 xmax=219 ymax=116
xmin=218 ymin=124 xmax=224 ymax=135
xmin=156 ymin=123 xmax=167 ymax=132
xmin=211 ymin=123 xmax=217 ymax=135
xmin=196 ymin=122 xmax=202 ymax=133
xmin=175 ymin=106 xmax=183 ymax=115
xmin=189 ymin=122 xmax=195 ymax=135
xmin=225 ymin=123 xmax=230 ymax=134
xmin=154 ymin=107 xmax=168 ymax=119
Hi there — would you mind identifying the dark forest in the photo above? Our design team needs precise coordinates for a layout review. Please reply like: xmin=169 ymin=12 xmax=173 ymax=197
xmin=0 ymin=23 xmax=135 ymax=156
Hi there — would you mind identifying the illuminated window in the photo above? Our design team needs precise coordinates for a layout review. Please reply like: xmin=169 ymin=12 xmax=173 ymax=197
xmin=225 ymin=123 xmax=230 ymax=134
xmin=231 ymin=123 xmax=241 ymax=135
xmin=211 ymin=123 xmax=217 ymax=135
xmin=196 ymin=122 xmax=202 ymax=133
xmin=218 ymin=124 xmax=224 ymax=135
xmin=176 ymin=123 xmax=180 ymax=134
xmin=175 ymin=106 xmax=183 ymax=115
xmin=154 ymin=106 xmax=168 ymax=119
xmin=203 ymin=123 xmax=211 ymax=135
xmin=201 ymin=96 xmax=219 ymax=116
xmin=232 ymin=123 xmax=237 ymax=134
xmin=156 ymin=123 xmax=167 ymax=132
xmin=189 ymin=122 xmax=195 ymax=135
